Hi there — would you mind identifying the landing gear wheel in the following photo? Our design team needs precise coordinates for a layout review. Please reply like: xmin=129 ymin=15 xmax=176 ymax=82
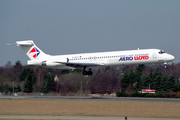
xmin=164 ymin=62 xmax=167 ymax=69
xmin=82 ymin=67 xmax=93 ymax=76
xmin=87 ymin=70 xmax=93 ymax=76
xmin=83 ymin=71 xmax=88 ymax=75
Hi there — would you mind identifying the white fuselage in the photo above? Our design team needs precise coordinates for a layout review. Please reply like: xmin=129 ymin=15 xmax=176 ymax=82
xmin=15 ymin=40 xmax=175 ymax=71
xmin=35 ymin=49 xmax=174 ymax=69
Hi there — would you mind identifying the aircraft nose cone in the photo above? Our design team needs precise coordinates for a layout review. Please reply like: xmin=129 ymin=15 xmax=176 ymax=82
xmin=169 ymin=55 xmax=175 ymax=61
xmin=171 ymin=55 xmax=175 ymax=60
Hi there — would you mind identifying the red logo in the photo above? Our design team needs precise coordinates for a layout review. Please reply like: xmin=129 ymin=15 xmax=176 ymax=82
xmin=134 ymin=55 xmax=149 ymax=60
xmin=29 ymin=47 xmax=40 ymax=58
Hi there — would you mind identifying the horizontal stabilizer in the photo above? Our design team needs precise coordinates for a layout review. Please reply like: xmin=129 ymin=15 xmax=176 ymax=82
xmin=16 ymin=40 xmax=34 ymax=46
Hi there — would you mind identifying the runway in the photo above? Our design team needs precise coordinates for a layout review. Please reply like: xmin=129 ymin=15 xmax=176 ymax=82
xmin=0 ymin=96 xmax=180 ymax=102
xmin=0 ymin=115 xmax=179 ymax=120
xmin=0 ymin=96 xmax=180 ymax=119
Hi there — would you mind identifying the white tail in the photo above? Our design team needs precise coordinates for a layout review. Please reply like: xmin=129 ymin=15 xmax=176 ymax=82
xmin=16 ymin=40 xmax=48 ymax=60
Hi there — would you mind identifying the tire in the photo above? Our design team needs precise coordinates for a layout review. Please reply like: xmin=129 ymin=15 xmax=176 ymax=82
xmin=83 ymin=71 xmax=88 ymax=75
xmin=88 ymin=71 xmax=93 ymax=75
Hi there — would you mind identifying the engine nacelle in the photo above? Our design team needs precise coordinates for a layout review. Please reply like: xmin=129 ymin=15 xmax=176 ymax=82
xmin=41 ymin=60 xmax=59 ymax=67
xmin=27 ymin=60 xmax=42 ymax=66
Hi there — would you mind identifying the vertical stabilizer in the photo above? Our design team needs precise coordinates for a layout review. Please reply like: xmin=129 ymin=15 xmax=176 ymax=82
xmin=16 ymin=40 xmax=47 ymax=60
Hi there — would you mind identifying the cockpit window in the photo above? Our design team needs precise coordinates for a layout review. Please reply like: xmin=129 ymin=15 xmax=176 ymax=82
xmin=159 ymin=50 xmax=165 ymax=54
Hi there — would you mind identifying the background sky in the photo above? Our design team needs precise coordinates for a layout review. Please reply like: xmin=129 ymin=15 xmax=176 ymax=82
xmin=1 ymin=0 xmax=180 ymax=66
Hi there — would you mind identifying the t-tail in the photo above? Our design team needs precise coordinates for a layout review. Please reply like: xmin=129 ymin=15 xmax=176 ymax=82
xmin=16 ymin=40 xmax=49 ymax=65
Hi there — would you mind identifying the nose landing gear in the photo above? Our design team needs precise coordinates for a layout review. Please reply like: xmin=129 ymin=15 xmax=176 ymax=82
xmin=164 ymin=62 xmax=167 ymax=69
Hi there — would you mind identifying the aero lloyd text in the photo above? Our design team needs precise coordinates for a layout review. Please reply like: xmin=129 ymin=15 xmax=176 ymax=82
xmin=119 ymin=55 xmax=149 ymax=61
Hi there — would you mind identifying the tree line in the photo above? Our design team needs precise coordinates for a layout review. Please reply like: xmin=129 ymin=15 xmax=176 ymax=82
xmin=0 ymin=61 xmax=180 ymax=95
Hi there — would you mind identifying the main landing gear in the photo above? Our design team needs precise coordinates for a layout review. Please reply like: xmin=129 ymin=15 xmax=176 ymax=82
xmin=83 ymin=67 xmax=93 ymax=76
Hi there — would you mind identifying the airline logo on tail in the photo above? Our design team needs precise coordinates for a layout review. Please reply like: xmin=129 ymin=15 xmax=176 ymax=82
xmin=29 ymin=47 xmax=40 ymax=58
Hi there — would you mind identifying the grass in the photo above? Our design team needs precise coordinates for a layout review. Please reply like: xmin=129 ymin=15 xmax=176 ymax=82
xmin=0 ymin=99 xmax=179 ymax=118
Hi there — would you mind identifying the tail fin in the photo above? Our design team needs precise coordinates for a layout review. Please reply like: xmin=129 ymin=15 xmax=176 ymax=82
xmin=16 ymin=40 xmax=47 ymax=60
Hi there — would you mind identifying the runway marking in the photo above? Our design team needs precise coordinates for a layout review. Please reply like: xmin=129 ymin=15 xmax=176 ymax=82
xmin=0 ymin=115 xmax=179 ymax=120
xmin=0 ymin=96 xmax=180 ymax=102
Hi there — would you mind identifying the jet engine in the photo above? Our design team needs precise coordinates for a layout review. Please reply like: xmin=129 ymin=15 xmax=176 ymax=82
xmin=41 ymin=60 xmax=59 ymax=67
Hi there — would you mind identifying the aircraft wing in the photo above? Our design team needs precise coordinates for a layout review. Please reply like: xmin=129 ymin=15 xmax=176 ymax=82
xmin=54 ymin=61 xmax=104 ymax=68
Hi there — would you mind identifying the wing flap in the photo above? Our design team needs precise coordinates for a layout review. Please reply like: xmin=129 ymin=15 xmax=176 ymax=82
xmin=54 ymin=61 xmax=104 ymax=68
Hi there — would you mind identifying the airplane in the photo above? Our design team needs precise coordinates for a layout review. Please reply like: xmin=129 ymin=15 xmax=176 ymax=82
xmin=15 ymin=40 xmax=175 ymax=75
